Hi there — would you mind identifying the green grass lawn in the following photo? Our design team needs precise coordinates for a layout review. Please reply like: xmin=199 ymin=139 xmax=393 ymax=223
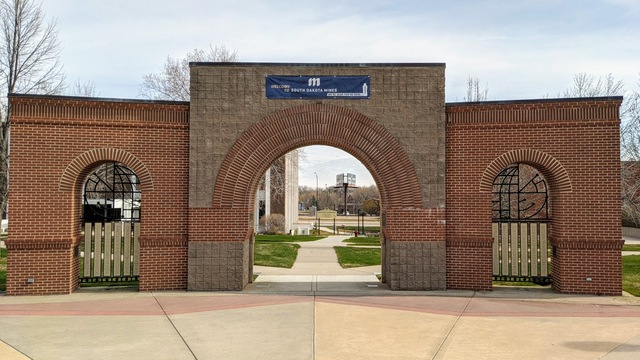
xmin=254 ymin=243 xmax=300 ymax=268
xmin=334 ymin=246 xmax=381 ymax=268
xmin=623 ymin=255 xmax=640 ymax=296
xmin=252 ymin=234 xmax=317 ymax=268
xmin=623 ymin=244 xmax=640 ymax=252
xmin=255 ymin=234 xmax=324 ymax=242
xmin=341 ymin=236 xmax=381 ymax=246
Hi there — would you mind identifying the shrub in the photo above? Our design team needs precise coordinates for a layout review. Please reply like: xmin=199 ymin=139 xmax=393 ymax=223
xmin=259 ymin=213 xmax=286 ymax=234
xmin=362 ymin=198 xmax=380 ymax=215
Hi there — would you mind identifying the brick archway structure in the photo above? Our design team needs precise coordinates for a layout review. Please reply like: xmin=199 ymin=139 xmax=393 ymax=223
xmin=479 ymin=148 xmax=572 ymax=194
xmin=479 ymin=149 xmax=572 ymax=289
xmin=446 ymin=98 xmax=623 ymax=295
xmin=59 ymin=148 xmax=154 ymax=192
xmin=5 ymin=64 xmax=624 ymax=295
xmin=187 ymin=63 xmax=448 ymax=291
xmin=212 ymin=104 xmax=422 ymax=210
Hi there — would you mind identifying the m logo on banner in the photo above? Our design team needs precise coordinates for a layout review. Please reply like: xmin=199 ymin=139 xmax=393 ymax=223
xmin=308 ymin=78 xmax=321 ymax=86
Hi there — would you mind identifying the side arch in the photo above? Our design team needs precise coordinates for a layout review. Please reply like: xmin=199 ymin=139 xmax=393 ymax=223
xmin=212 ymin=103 xmax=423 ymax=210
xmin=479 ymin=149 xmax=572 ymax=193
xmin=59 ymin=148 xmax=154 ymax=192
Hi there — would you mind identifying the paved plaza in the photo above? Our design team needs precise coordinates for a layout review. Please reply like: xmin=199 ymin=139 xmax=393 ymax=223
xmin=1 ymin=235 xmax=639 ymax=359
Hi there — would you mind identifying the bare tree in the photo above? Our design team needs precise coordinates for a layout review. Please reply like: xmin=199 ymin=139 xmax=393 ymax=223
xmin=463 ymin=76 xmax=489 ymax=102
xmin=139 ymin=44 xmax=238 ymax=101
xmin=620 ymin=76 xmax=640 ymax=226
xmin=69 ymin=78 xmax=97 ymax=97
xmin=300 ymin=184 xmax=379 ymax=212
xmin=0 ymin=0 xmax=66 ymax=217
xmin=561 ymin=73 xmax=624 ymax=98
xmin=562 ymin=73 xmax=640 ymax=226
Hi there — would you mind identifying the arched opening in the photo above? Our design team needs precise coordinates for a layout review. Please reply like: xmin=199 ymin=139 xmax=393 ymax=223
xmin=212 ymin=104 xmax=423 ymax=211
xmin=491 ymin=163 xmax=552 ymax=285
xmin=191 ymin=103 xmax=439 ymax=292
xmin=79 ymin=162 xmax=141 ymax=286
xmin=252 ymin=145 xmax=383 ymax=288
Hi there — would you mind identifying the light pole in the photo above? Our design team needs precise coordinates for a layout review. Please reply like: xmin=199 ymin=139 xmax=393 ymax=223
xmin=314 ymin=172 xmax=319 ymax=234
xmin=314 ymin=172 xmax=319 ymax=209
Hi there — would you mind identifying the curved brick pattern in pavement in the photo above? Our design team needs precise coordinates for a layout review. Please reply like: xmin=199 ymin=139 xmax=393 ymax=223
xmin=1 ymin=291 xmax=640 ymax=359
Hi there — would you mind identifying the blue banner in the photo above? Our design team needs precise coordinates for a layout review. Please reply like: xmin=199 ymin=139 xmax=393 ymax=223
xmin=266 ymin=76 xmax=370 ymax=99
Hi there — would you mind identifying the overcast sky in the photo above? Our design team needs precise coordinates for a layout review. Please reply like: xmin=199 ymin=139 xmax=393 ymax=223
xmin=40 ymin=0 xmax=639 ymax=188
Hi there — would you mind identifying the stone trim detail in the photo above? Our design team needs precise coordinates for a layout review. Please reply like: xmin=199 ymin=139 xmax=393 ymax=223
xmin=9 ymin=94 xmax=189 ymax=125
xmin=5 ymin=239 xmax=75 ymax=250
xmin=446 ymin=97 xmax=622 ymax=124
xmin=551 ymin=240 xmax=624 ymax=250
xmin=212 ymin=103 xmax=423 ymax=210
xmin=139 ymin=237 xmax=188 ymax=247
xmin=479 ymin=149 xmax=572 ymax=193
xmin=446 ymin=237 xmax=493 ymax=248
xmin=59 ymin=148 xmax=154 ymax=192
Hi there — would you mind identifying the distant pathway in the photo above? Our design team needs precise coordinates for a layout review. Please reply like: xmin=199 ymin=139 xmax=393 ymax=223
xmin=253 ymin=235 xmax=381 ymax=276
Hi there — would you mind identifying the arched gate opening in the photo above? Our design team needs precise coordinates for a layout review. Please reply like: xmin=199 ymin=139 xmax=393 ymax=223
xmin=79 ymin=162 xmax=141 ymax=285
xmin=491 ymin=163 xmax=551 ymax=284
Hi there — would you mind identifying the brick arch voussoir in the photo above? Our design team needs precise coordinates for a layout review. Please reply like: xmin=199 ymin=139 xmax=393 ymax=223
xmin=479 ymin=149 xmax=572 ymax=193
xmin=213 ymin=104 xmax=422 ymax=209
xmin=59 ymin=148 xmax=154 ymax=192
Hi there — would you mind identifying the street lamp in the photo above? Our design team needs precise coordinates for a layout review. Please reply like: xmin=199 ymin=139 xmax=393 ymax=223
xmin=314 ymin=172 xmax=319 ymax=209
xmin=314 ymin=172 xmax=319 ymax=234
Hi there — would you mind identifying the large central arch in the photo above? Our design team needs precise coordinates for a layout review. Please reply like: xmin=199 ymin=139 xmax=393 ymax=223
xmin=187 ymin=102 xmax=447 ymax=291
xmin=187 ymin=63 xmax=447 ymax=291
xmin=213 ymin=103 xmax=422 ymax=211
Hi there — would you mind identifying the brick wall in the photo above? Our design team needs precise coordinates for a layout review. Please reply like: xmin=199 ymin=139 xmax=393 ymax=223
xmin=7 ymin=95 xmax=190 ymax=294
xmin=445 ymin=97 xmax=623 ymax=294
xmin=6 ymin=73 xmax=623 ymax=296
xmin=6 ymin=242 xmax=78 ymax=295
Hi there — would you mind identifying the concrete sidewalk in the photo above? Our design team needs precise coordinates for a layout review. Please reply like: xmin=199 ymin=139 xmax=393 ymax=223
xmin=1 ymin=289 xmax=640 ymax=359
xmin=251 ymin=235 xmax=383 ymax=294
xmin=1 ymin=235 xmax=640 ymax=359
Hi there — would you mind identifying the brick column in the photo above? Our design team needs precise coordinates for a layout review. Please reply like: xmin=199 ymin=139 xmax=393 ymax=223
xmin=6 ymin=239 xmax=79 ymax=295
xmin=383 ymin=208 xmax=446 ymax=290
xmin=187 ymin=208 xmax=252 ymax=291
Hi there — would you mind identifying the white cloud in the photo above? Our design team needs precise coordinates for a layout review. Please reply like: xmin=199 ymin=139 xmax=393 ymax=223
xmin=298 ymin=146 xmax=376 ymax=188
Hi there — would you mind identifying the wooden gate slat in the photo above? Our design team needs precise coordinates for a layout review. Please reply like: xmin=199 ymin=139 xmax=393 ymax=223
xmin=540 ymin=223 xmax=549 ymax=276
xmin=133 ymin=222 xmax=140 ymax=276
xmin=510 ymin=223 xmax=519 ymax=275
xmin=83 ymin=223 xmax=92 ymax=277
xmin=520 ymin=223 xmax=529 ymax=276
xmin=113 ymin=222 xmax=122 ymax=276
xmin=93 ymin=223 xmax=103 ymax=277
xmin=530 ymin=223 xmax=539 ymax=276
xmin=501 ymin=223 xmax=509 ymax=275
xmin=123 ymin=222 xmax=132 ymax=276
xmin=492 ymin=223 xmax=499 ymax=275
xmin=103 ymin=222 xmax=112 ymax=276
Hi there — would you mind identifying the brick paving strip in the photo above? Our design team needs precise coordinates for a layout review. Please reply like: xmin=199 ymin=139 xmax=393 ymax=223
xmin=2 ymin=292 xmax=639 ymax=318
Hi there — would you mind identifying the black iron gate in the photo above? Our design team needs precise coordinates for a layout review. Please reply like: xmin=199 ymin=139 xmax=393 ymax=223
xmin=80 ymin=162 xmax=141 ymax=283
xmin=492 ymin=164 xmax=551 ymax=284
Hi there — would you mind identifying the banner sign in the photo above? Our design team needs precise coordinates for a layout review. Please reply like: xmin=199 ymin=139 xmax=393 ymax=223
xmin=266 ymin=76 xmax=370 ymax=99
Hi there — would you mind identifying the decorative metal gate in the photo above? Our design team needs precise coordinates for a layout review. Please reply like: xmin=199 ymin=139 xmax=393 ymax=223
xmin=492 ymin=164 xmax=551 ymax=284
xmin=80 ymin=222 xmax=140 ymax=283
xmin=80 ymin=162 xmax=141 ymax=283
